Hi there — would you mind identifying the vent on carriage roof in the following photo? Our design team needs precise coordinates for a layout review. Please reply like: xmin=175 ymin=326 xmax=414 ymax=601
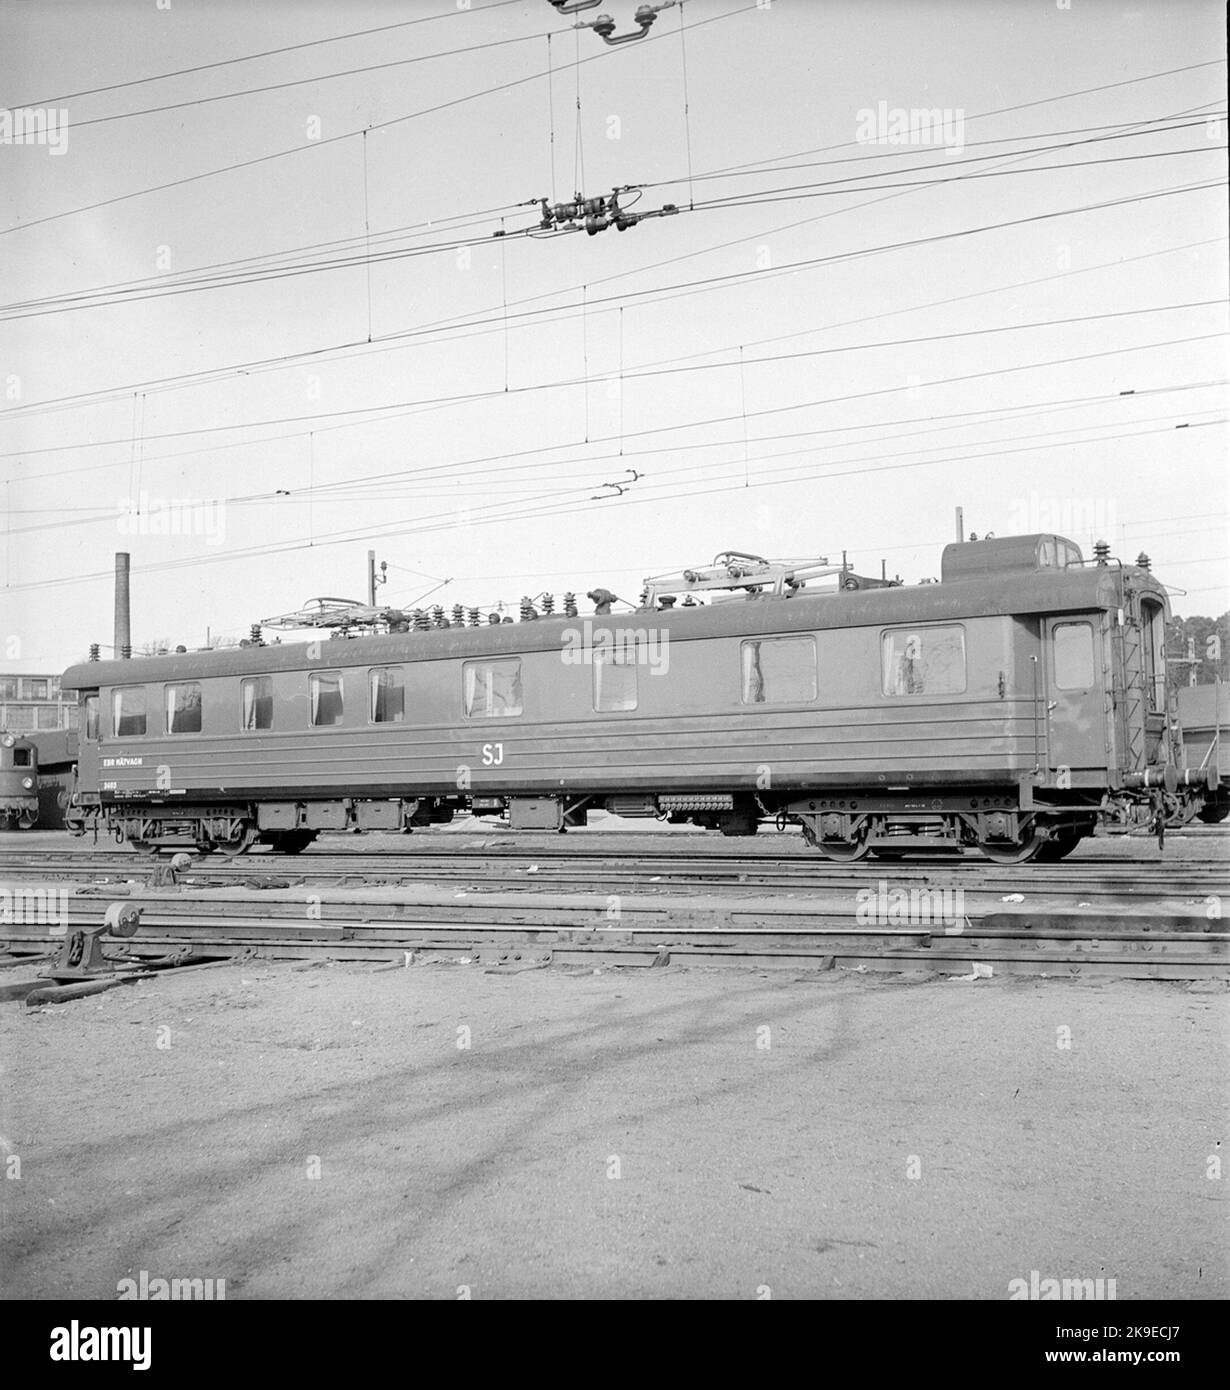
xmin=940 ymin=534 xmax=1084 ymax=584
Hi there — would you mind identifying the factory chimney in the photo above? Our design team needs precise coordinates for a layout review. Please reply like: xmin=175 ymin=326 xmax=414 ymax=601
xmin=115 ymin=552 xmax=132 ymax=659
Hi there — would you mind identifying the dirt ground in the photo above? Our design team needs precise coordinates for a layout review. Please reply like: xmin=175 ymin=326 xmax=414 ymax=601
xmin=1 ymin=958 xmax=1225 ymax=1300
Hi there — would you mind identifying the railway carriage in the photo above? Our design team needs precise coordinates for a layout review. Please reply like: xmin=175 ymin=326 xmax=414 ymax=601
xmin=1176 ymin=683 xmax=1229 ymax=824
xmin=59 ymin=534 xmax=1218 ymax=862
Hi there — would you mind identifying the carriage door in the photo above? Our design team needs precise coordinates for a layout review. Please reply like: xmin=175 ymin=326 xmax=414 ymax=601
xmin=1139 ymin=597 xmax=1169 ymax=765
xmin=76 ymin=691 xmax=100 ymax=799
xmin=1043 ymin=618 xmax=1106 ymax=774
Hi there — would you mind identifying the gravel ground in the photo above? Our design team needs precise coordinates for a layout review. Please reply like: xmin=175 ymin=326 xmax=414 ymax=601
xmin=2 ymin=960 xmax=1225 ymax=1300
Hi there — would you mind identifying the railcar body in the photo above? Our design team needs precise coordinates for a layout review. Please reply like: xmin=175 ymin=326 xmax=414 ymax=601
xmin=1176 ymin=683 xmax=1229 ymax=824
xmin=0 ymin=733 xmax=39 ymax=830
xmin=60 ymin=534 xmax=1218 ymax=862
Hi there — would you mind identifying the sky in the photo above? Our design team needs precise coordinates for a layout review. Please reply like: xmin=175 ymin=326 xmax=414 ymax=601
xmin=1 ymin=0 xmax=1227 ymax=673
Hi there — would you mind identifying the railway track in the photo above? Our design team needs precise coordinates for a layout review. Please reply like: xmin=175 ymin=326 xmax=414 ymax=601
xmin=3 ymin=829 xmax=1224 ymax=984
xmin=2 ymin=832 xmax=1226 ymax=895
xmin=2 ymin=874 xmax=1226 ymax=986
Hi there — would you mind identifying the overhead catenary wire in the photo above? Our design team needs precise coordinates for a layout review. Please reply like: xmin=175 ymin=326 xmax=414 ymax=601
xmin=5 ymin=220 xmax=1221 ymax=429
xmin=3 ymin=320 xmax=1222 ymax=462
xmin=688 ymin=57 xmax=1227 ymax=184
xmin=3 ymin=106 xmax=1211 ymax=322
xmin=46 ymin=28 xmax=556 ymax=132
xmin=14 ymin=372 xmax=1223 ymax=499
xmin=2 ymin=115 xmax=1220 ymax=323
xmin=11 ymin=0 xmax=530 ymax=106
xmin=1 ymin=1 xmax=758 ymax=238
xmin=4 ymin=176 xmax=1223 ymax=467
xmin=7 ymin=417 xmax=1222 ymax=591
xmin=14 ymin=404 xmax=1226 ymax=530
xmin=5 ymin=16 xmax=1224 ymax=615
xmin=678 ymin=1 xmax=696 ymax=211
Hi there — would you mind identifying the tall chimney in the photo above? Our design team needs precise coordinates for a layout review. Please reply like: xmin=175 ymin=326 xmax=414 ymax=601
xmin=115 ymin=552 xmax=131 ymax=659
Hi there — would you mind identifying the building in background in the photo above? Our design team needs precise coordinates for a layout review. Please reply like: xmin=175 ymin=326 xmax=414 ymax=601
xmin=0 ymin=673 xmax=79 ymax=733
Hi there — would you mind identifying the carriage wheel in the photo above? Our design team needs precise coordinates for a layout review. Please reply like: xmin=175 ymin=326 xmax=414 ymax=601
xmin=815 ymin=833 xmax=872 ymax=862
xmin=215 ymin=827 xmax=258 ymax=858
xmin=978 ymin=829 xmax=1044 ymax=865
xmin=127 ymin=838 xmax=161 ymax=856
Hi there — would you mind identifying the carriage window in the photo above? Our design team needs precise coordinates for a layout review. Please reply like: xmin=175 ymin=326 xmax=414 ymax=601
xmin=594 ymin=647 xmax=638 ymax=712
xmin=165 ymin=682 xmax=202 ymax=734
xmin=741 ymin=636 xmax=818 ymax=704
xmin=463 ymin=659 xmax=522 ymax=718
xmin=882 ymin=625 xmax=966 ymax=696
xmin=370 ymin=668 xmax=406 ymax=723
xmin=1053 ymin=623 xmax=1095 ymax=689
xmin=1038 ymin=538 xmax=1057 ymax=568
xmin=13 ymin=747 xmax=31 ymax=766
xmin=241 ymin=676 xmax=273 ymax=731
xmin=309 ymin=672 xmax=344 ymax=726
xmin=1057 ymin=540 xmax=1082 ymax=568
xmin=112 ymin=686 xmax=147 ymax=736
xmin=84 ymin=695 xmax=99 ymax=740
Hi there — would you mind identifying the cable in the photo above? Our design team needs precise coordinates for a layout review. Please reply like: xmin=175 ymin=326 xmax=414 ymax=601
xmin=7 ymin=227 xmax=1220 ymax=429
xmin=59 ymin=30 xmax=551 ymax=131
xmin=1 ymin=1 xmax=758 ymax=237
xmin=5 ymin=110 xmax=1217 ymax=323
xmin=12 ymin=0 xmax=529 ymax=106
xmin=687 ymin=58 xmax=1228 ymax=185
xmin=0 ymin=199 xmax=527 ymax=310
xmin=683 ymin=144 xmax=1223 ymax=218
xmin=642 ymin=111 xmax=1226 ymax=189
xmin=678 ymin=1 xmax=695 ymax=211
xmin=5 ymin=133 xmax=1219 ymax=323
xmin=3 ymin=323 xmax=1222 ymax=461
xmin=7 ymin=418 xmax=1221 ymax=592
xmin=16 ymin=371 xmax=1223 ymax=495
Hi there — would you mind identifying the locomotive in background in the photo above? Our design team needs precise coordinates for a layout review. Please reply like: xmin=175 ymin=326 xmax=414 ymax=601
xmin=42 ymin=532 xmax=1226 ymax=863
xmin=0 ymin=733 xmax=39 ymax=830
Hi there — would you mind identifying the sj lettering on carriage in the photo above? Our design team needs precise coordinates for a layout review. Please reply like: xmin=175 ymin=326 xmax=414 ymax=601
xmin=559 ymin=621 xmax=669 ymax=674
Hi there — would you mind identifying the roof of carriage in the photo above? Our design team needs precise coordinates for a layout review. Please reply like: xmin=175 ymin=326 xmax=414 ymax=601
xmin=64 ymin=537 xmax=1166 ymax=690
